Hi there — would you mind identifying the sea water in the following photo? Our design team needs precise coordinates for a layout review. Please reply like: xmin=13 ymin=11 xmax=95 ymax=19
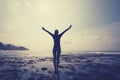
xmin=0 ymin=50 xmax=120 ymax=80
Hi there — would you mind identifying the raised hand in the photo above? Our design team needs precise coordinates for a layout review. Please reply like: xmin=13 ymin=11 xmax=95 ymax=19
xmin=42 ymin=27 xmax=53 ymax=36
xmin=69 ymin=25 xmax=72 ymax=29
xmin=60 ymin=25 xmax=72 ymax=36
xmin=42 ymin=27 xmax=45 ymax=30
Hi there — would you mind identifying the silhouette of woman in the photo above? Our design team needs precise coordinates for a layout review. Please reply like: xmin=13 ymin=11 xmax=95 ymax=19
xmin=42 ymin=25 xmax=71 ymax=72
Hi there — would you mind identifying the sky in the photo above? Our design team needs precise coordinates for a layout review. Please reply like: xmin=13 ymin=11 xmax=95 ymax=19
xmin=0 ymin=0 xmax=120 ymax=52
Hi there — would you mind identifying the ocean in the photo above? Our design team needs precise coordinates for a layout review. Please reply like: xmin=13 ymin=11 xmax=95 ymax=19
xmin=0 ymin=50 xmax=120 ymax=80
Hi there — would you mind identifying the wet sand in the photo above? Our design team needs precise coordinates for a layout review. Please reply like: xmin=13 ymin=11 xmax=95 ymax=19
xmin=0 ymin=53 xmax=120 ymax=80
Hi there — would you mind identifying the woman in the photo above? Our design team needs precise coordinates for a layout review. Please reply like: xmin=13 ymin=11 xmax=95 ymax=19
xmin=42 ymin=25 xmax=71 ymax=72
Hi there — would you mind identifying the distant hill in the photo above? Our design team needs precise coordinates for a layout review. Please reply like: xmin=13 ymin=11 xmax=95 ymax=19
xmin=0 ymin=42 xmax=29 ymax=50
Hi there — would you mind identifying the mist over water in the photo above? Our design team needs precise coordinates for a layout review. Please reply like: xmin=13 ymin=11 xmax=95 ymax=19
xmin=0 ymin=50 xmax=51 ymax=57
xmin=0 ymin=50 xmax=120 ymax=58
xmin=0 ymin=50 xmax=72 ymax=58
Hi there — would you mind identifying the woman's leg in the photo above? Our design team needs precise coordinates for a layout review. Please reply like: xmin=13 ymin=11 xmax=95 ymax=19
xmin=56 ymin=50 xmax=61 ymax=71
xmin=53 ymin=50 xmax=57 ymax=72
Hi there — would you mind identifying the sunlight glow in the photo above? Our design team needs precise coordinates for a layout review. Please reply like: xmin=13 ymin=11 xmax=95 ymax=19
xmin=39 ymin=1 xmax=53 ymax=16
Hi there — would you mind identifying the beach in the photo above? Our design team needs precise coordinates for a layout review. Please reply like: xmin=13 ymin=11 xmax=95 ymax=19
xmin=0 ymin=51 xmax=120 ymax=80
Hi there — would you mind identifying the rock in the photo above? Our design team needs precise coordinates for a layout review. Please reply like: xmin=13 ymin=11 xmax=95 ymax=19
xmin=41 ymin=67 xmax=48 ymax=71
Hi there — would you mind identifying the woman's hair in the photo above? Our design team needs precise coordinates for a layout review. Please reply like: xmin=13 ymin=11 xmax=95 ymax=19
xmin=54 ymin=30 xmax=59 ymax=34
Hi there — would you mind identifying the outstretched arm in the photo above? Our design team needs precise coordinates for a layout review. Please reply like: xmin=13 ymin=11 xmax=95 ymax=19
xmin=42 ymin=27 xmax=53 ymax=36
xmin=60 ymin=25 xmax=72 ymax=36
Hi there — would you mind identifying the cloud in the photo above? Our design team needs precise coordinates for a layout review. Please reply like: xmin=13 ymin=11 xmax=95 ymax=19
xmin=96 ymin=21 xmax=120 ymax=51
xmin=0 ymin=0 xmax=120 ymax=51
xmin=111 ymin=21 xmax=120 ymax=26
